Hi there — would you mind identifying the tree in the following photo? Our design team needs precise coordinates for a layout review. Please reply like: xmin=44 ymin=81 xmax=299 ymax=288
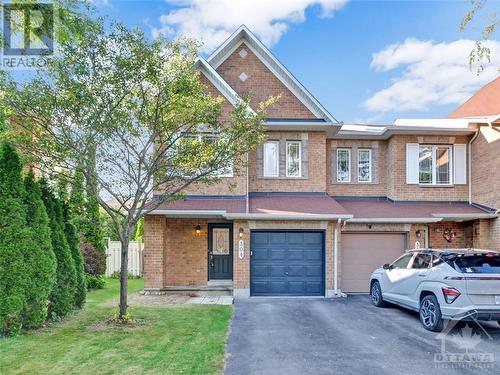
xmin=40 ymin=180 xmax=77 ymax=318
xmin=461 ymin=0 xmax=499 ymax=73
xmin=22 ymin=172 xmax=57 ymax=327
xmin=3 ymin=22 xmax=271 ymax=319
xmin=0 ymin=143 xmax=30 ymax=334
xmin=69 ymin=168 xmax=86 ymax=238
xmin=62 ymin=200 xmax=86 ymax=308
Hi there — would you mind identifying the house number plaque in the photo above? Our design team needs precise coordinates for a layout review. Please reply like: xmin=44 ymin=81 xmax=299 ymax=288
xmin=238 ymin=239 xmax=244 ymax=259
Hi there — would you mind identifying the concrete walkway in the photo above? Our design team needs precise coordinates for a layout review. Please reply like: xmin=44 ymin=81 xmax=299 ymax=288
xmin=186 ymin=295 xmax=233 ymax=305
xmin=225 ymin=296 xmax=500 ymax=375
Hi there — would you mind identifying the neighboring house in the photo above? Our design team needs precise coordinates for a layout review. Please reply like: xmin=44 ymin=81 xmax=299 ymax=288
xmin=143 ymin=26 xmax=499 ymax=297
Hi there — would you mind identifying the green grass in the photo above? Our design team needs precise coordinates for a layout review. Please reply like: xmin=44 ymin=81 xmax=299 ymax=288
xmin=0 ymin=279 xmax=232 ymax=375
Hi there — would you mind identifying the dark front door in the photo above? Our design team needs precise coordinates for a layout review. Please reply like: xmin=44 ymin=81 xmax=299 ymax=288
xmin=250 ymin=231 xmax=325 ymax=296
xmin=208 ymin=223 xmax=233 ymax=280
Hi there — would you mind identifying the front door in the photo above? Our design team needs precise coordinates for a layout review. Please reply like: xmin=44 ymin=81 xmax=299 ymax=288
xmin=208 ymin=223 xmax=233 ymax=280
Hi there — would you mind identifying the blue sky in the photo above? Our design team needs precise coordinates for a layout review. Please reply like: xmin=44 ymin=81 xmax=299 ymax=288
xmin=95 ymin=0 xmax=500 ymax=124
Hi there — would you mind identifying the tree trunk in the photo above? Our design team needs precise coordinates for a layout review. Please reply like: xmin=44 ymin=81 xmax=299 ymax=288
xmin=119 ymin=236 xmax=129 ymax=318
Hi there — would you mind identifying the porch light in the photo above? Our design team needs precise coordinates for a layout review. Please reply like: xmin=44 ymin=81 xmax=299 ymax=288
xmin=195 ymin=225 xmax=201 ymax=235
xmin=239 ymin=227 xmax=244 ymax=238
xmin=415 ymin=229 xmax=421 ymax=238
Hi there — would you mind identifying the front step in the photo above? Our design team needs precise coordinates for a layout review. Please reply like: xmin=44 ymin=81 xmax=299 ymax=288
xmin=144 ymin=282 xmax=233 ymax=297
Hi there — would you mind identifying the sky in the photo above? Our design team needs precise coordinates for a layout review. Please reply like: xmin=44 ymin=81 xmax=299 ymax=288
xmin=94 ymin=0 xmax=500 ymax=124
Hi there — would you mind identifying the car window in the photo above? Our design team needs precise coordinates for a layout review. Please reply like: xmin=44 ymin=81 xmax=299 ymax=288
xmin=411 ymin=253 xmax=432 ymax=269
xmin=455 ymin=255 xmax=500 ymax=274
xmin=391 ymin=253 xmax=413 ymax=269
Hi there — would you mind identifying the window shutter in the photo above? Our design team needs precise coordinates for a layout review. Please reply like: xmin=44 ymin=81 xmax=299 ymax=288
xmin=453 ymin=144 xmax=467 ymax=184
xmin=406 ymin=143 xmax=419 ymax=184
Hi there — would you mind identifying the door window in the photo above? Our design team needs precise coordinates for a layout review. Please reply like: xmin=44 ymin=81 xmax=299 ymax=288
xmin=411 ymin=253 xmax=432 ymax=269
xmin=212 ymin=228 xmax=230 ymax=255
xmin=391 ymin=253 xmax=413 ymax=269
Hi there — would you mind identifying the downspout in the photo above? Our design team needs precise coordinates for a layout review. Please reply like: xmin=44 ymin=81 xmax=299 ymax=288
xmin=245 ymin=152 xmax=249 ymax=214
xmin=468 ymin=129 xmax=480 ymax=204
xmin=334 ymin=218 xmax=346 ymax=297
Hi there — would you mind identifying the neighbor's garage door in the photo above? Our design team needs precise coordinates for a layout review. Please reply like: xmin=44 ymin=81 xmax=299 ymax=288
xmin=341 ymin=233 xmax=406 ymax=293
xmin=250 ymin=231 xmax=325 ymax=296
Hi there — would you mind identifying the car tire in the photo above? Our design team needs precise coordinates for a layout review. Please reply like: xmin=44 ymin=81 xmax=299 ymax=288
xmin=370 ymin=281 xmax=386 ymax=307
xmin=419 ymin=295 xmax=444 ymax=332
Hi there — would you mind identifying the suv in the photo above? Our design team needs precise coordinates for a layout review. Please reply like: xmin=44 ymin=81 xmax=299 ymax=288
xmin=369 ymin=249 xmax=500 ymax=332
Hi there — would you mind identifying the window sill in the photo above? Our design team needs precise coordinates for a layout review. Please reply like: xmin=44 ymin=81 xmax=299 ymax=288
xmin=417 ymin=184 xmax=454 ymax=188
xmin=260 ymin=176 xmax=307 ymax=180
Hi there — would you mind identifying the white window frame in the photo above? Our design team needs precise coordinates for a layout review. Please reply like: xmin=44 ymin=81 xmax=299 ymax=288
xmin=183 ymin=133 xmax=233 ymax=178
xmin=336 ymin=148 xmax=351 ymax=183
xmin=263 ymin=141 xmax=280 ymax=177
xmin=418 ymin=145 xmax=453 ymax=185
xmin=286 ymin=141 xmax=301 ymax=178
xmin=357 ymin=149 xmax=372 ymax=183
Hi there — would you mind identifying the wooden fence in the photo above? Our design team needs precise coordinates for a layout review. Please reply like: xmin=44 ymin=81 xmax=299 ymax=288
xmin=105 ymin=239 xmax=144 ymax=277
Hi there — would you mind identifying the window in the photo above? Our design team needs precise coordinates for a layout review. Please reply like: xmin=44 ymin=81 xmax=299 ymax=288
xmin=419 ymin=145 xmax=452 ymax=185
xmin=286 ymin=141 xmax=301 ymax=177
xmin=411 ymin=253 xmax=432 ymax=269
xmin=358 ymin=149 xmax=372 ymax=183
xmin=263 ymin=141 xmax=279 ymax=177
xmin=337 ymin=149 xmax=351 ymax=182
xmin=454 ymin=255 xmax=500 ymax=274
xmin=182 ymin=133 xmax=233 ymax=177
xmin=390 ymin=253 xmax=413 ymax=269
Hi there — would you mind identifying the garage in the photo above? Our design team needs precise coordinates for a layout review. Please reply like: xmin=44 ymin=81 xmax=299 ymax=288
xmin=250 ymin=231 xmax=325 ymax=296
xmin=341 ymin=232 xmax=406 ymax=293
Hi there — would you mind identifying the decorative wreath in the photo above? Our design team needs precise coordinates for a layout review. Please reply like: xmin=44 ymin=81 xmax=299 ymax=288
xmin=443 ymin=228 xmax=456 ymax=242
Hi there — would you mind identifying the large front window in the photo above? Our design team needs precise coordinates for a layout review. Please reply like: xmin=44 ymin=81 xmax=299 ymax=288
xmin=419 ymin=145 xmax=452 ymax=185
xmin=337 ymin=149 xmax=351 ymax=182
xmin=286 ymin=141 xmax=301 ymax=177
xmin=263 ymin=141 xmax=279 ymax=177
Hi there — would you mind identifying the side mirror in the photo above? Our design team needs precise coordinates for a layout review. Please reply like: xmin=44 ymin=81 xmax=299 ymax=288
xmin=382 ymin=263 xmax=391 ymax=270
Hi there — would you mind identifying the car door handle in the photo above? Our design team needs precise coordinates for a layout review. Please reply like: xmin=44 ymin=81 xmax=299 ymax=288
xmin=418 ymin=274 xmax=426 ymax=277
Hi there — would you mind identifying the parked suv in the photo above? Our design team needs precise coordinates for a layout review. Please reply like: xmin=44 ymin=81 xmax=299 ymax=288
xmin=369 ymin=249 xmax=500 ymax=332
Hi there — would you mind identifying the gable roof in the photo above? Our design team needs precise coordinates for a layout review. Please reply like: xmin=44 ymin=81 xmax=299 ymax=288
xmin=448 ymin=77 xmax=500 ymax=118
xmin=194 ymin=57 xmax=255 ymax=113
xmin=206 ymin=25 xmax=338 ymax=124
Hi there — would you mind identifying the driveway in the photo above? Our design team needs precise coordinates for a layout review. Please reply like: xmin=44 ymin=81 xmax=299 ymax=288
xmin=225 ymin=296 xmax=500 ymax=375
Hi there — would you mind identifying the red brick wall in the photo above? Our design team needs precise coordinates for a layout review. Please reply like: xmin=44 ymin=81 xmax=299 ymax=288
xmin=144 ymin=215 xmax=166 ymax=289
xmin=216 ymin=42 xmax=315 ymax=118
xmin=428 ymin=222 xmax=466 ymax=248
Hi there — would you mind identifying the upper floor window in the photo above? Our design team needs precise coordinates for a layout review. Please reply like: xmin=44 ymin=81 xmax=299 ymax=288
xmin=419 ymin=145 xmax=452 ymax=185
xmin=263 ymin=141 xmax=279 ymax=177
xmin=337 ymin=148 xmax=351 ymax=182
xmin=183 ymin=133 xmax=233 ymax=177
xmin=286 ymin=141 xmax=301 ymax=177
xmin=358 ymin=149 xmax=372 ymax=183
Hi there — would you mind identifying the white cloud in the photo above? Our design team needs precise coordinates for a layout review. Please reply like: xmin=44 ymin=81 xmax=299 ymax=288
xmin=364 ymin=38 xmax=500 ymax=113
xmin=152 ymin=0 xmax=348 ymax=53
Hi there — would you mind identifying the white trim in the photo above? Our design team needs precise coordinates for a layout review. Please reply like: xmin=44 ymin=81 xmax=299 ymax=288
xmin=336 ymin=148 xmax=351 ymax=183
xmin=286 ymin=141 xmax=301 ymax=178
xmin=206 ymin=26 xmax=337 ymax=123
xmin=224 ymin=213 xmax=353 ymax=220
xmin=418 ymin=145 xmax=453 ymax=185
xmin=357 ymin=148 xmax=372 ymax=183
xmin=348 ymin=217 xmax=443 ymax=223
xmin=263 ymin=141 xmax=279 ymax=177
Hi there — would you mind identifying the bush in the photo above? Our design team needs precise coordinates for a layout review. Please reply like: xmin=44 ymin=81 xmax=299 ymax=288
xmin=22 ymin=172 xmax=57 ymax=328
xmin=0 ymin=143 xmax=30 ymax=335
xmin=81 ymin=242 xmax=106 ymax=275
xmin=85 ymin=274 xmax=105 ymax=290
xmin=41 ymin=181 xmax=77 ymax=319
xmin=110 ymin=271 xmax=142 ymax=280
xmin=62 ymin=202 xmax=86 ymax=308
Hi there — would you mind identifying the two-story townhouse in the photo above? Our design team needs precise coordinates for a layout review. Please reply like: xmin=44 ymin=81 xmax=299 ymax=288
xmin=143 ymin=26 xmax=498 ymax=297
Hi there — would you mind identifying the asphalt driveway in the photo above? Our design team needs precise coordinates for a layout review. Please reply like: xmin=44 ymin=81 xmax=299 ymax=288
xmin=225 ymin=296 xmax=500 ymax=375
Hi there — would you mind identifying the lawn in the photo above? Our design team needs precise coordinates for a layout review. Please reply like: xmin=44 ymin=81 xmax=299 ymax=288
xmin=0 ymin=279 xmax=232 ymax=375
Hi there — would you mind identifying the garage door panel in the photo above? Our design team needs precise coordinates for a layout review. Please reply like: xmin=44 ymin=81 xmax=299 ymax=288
xmin=251 ymin=231 xmax=325 ymax=296
xmin=341 ymin=233 xmax=405 ymax=293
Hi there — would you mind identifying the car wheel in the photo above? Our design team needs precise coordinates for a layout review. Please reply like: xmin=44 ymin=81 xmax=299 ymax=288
xmin=370 ymin=281 xmax=386 ymax=307
xmin=419 ymin=295 xmax=444 ymax=332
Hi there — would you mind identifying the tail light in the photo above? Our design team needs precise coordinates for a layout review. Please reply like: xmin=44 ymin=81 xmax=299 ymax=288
xmin=442 ymin=287 xmax=461 ymax=304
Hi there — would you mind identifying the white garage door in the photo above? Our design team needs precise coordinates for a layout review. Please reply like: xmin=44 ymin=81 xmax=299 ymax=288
xmin=341 ymin=233 xmax=406 ymax=293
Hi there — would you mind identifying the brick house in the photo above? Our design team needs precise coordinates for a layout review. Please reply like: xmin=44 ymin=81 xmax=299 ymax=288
xmin=143 ymin=26 xmax=499 ymax=297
